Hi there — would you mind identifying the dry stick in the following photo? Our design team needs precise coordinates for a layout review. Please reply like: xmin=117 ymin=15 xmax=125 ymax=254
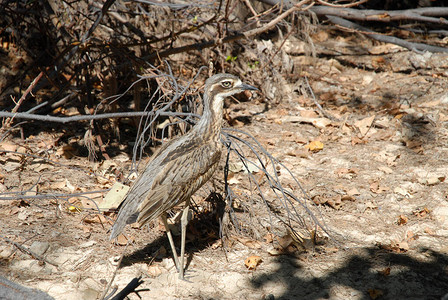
xmin=243 ymin=0 xmax=314 ymax=38
xmin=262 ymin=23 xmax=295 ymax=70
xmin=242 ymin=0 xmax=261 ymax=27
xmin=311 ymin=6 xmax=448 ymax=24
xmin=260 ymin=0 xmax=448 ymax=21
xmin=326 ymin=15 xmax=448 ymax=53
xmin=0 ymin=235 xmax=59 ymax=267
xmin=0 ymin=111 xmax=200 ymax=124
xmin=316 ymin=0 xmax=370 ymax=8
xmin=2 ymin=71 xmax=43 ymax=129
xmin=304 ymin=76 xmax=340 ymax=122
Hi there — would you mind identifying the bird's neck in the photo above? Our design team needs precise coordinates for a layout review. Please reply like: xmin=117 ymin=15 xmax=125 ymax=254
xmin=194 ymin=93 xmax=224 ymax=141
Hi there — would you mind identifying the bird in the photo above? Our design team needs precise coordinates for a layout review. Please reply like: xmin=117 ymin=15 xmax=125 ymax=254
xmin=109 ymin=73 xmax=257 ymax=279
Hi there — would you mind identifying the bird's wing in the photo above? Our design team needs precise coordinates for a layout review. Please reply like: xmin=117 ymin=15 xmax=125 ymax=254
xmin=109 ymin=141 xmax=221 ymax=240
xmin=136 ymin=142 xmax=221 ymax=225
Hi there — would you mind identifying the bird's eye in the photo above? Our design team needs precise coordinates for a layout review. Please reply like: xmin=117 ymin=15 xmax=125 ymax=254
xmin=221 ymin=81 xmax=232 ymax=88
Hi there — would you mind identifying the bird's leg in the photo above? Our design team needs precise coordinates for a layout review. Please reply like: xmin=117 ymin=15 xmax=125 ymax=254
xmin=179 ymin=199 xmax=191 ymax=280
xmin=161 ymin=213 xmax=181 ymax=272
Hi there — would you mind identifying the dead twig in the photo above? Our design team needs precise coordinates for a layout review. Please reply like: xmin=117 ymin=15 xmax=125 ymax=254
xmin=243 ymin=0 xmax=314 ymax=38
xmin=0 ymin=235 xmax=59 ymax=267
xmin=2 ymin=71 xmax=43 ymax=129
xmin=316 ymin=0 xmax=370 ymax=8
xmin=304 ymin=76 xmax=340 ymax=122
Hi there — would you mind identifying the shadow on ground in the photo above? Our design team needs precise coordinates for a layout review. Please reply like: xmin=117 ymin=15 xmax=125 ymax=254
xmin=251 ymin=247 xmax=448 ymax=300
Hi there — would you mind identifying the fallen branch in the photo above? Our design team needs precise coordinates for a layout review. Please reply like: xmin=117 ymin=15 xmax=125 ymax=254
xmin=326 ymin=15 xmax=448 ymax=53
xmin=311 ymin=6 xmax=448 ymax=25
xmin=0 ymin=111 xmax=200 ymax=124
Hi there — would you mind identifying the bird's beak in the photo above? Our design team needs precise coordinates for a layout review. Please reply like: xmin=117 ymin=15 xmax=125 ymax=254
xmin=240 ymin=83 xmax=258 ymax=91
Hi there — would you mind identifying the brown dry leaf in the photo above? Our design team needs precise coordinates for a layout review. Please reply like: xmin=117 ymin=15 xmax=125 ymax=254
xmin=346 ymin=188 xmax=360 ymax=197
xmin=424 ymin=227 xmax=435 ymax=235
xmin=56 ymin=145 xmax=78 ymax=159
xmin=0 ymin=142 xmax=18 ymax=152
xmin=368 ymin=288 xmax=384 ymax=299
xmin=115 ymin=234 xmax=134 ymax=246
xmin=413 ymin=207 xmax=430 ymax=218
xmin=83 ymin=214 xmax=109 ymax=225
xmin=426 ymin=176 xmax=444 ymax=186
xmin=385 ymin=240 xmax=409 ymax=253
xmin=394 ymin=187 xmax=410 ymax=197
xmin=263 ymin=233 xmax=274 ymax=244
xmin=407 ymin=231 xmax=417 ymax=241
xmin=244 ymin=255 xmax=262 ymax=270
xmin=51 ymin=180 xmax=67 ymax=190
xmin=305 ymin=141 xmax=324 ymax=152
xmin=228 ymin=118 xmax=245 ymax=128
xmin=319 ymin=92 xmax=335 ymax=101
xmin=335 ymin=168 xmax=359 ymax=178
xmin=378 ymin=166 xmax=393 ymax=174
xmin=100 ymin=182 xmax=129 ymax=210
xmin=354 ymin=115 xmax=376 ymax=136
xmin=300 ymin=110 xmax=318 ymax=118
xmin=397 ymin=215 xmax=408 ymax=225
xmin=351 ymin=136 xmax=367 ymax=145
xmin=236 ymin=237 xmax=262 ymax=249
xmin=277 ymin=234 xmax=293 ymax=249
xmin=294 ymin=136 xmax=308 ymax=144
xmin=397 ymin=241 xmax=409 ymax=251
xmin=326 ymin=196 xmax=342 ymax=209
xmin=370 ymin=181 xmax=389 ymax=194
xmin=341 ymin=195 xmax=356 ymax=201
xmin=313 ymin=195 xmax=342 ymax=209
xmin=378 ymin=267 xmax=391 ymax=277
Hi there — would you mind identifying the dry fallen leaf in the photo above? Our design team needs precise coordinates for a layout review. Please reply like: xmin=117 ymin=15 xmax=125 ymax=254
xmin=413 ymin=207 xmax=430 ymax=218
xmin=305 ymin=141 xmax=324 ymax=152
xmin=114 ymin=233 xmax=134 ymax=246
xmin=397 ymin=215 xmax=408 ymax=225
xmin=100 ymin=182 xmax=130 ymax=210
xmin=236 ymin=237 xmax=262 ymax=249
xmin=355 ymin=115 xmax=375 ymax=136
xmin=56 ymin=145 xmax=77 ymax=159
xmin=244 ymin=255 xmax=262 ymax=270
xmin=370 ymin=181 xmax=389 ymax=194
xmin=394 ymin=187 xmax=410 ymax=197
xmin=346 ymin=187 xmax=360 ymax=197
xmin=378 ymin=166 xmax=393 ymax=174
xmin=378 ymin=267 xmax=391 ymax=277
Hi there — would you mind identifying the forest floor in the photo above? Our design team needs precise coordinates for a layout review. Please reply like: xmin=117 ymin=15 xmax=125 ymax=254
xmin=1 ymin=26 xmax=448 ymax=300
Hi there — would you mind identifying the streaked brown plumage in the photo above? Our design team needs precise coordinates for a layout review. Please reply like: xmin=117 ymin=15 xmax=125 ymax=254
xmin=110 ymin=73 xmax=257 ymax=279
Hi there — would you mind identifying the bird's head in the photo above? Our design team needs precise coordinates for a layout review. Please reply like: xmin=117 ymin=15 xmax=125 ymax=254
xmin=204 ymin=73 xmax=257 ymax=112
